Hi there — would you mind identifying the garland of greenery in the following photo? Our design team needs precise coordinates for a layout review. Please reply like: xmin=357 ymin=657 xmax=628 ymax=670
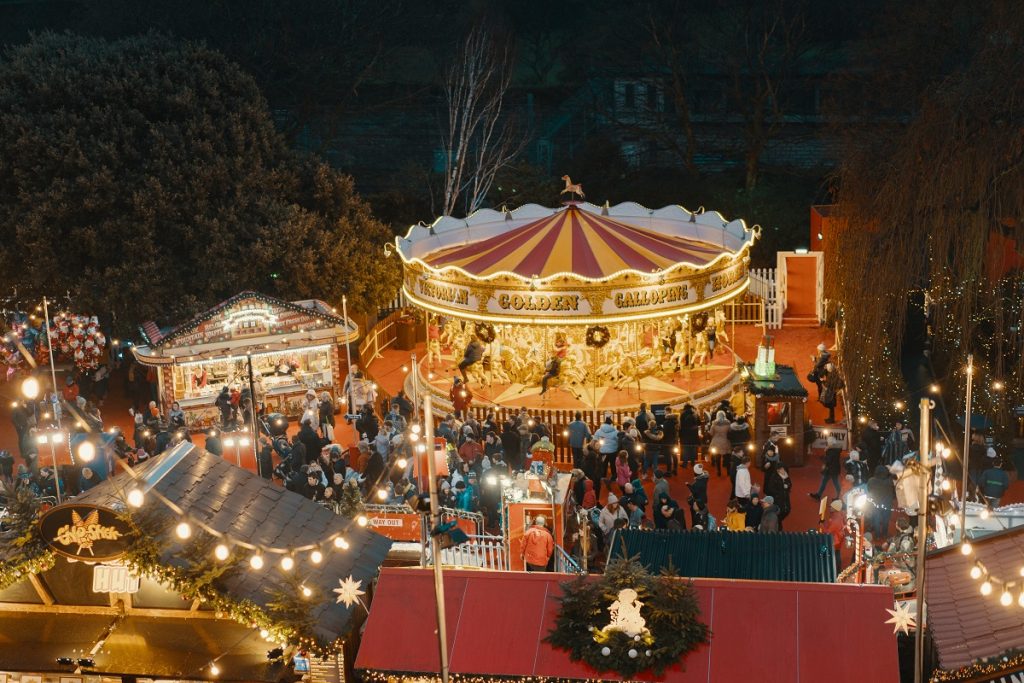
xmin=691 ymin=311 xmax=709 ymax=333
xmin=0 ymin=483 xmax=57 ymax=591
xmin=545 ymin=558 xmax=710 ymax=678
xmin=585 ymin=325 xmax=610 ymax=348
xmin=474 ymin=322 xmax=496 ymax=344
xmin=122 ymin=507 xmax=341 ymax=657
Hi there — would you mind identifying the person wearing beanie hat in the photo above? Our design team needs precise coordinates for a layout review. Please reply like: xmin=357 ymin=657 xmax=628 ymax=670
xmin=845 ymin=449 xmax=869 ymax=489
xmin=521 ymin=515 xmax=554 ymax=571
xmin=758 ymin=495 xmax=779 ymax=533
xmin=598 ymin=493 xmax=628 ymax=541
xmin=830 ymin=499 xmax=844 ymax=512
xmin=654 ymin=469 xmax=671 ymax=501
xmin=686 ymin=464 xmax=709 ymax=509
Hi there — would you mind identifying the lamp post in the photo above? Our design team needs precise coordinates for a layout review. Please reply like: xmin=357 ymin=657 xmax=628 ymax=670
xmin=423 ymin=395 xmax=450 ymax=683
xmin=914 ymin=397 xmax=933 ymax=683
xmin=223 ymin=433 xmax=251 ymax=469
xmin=960 ymin=355 xmax=974 ymax=537
xmin=22 ymin=376 xmax=63 ymax=503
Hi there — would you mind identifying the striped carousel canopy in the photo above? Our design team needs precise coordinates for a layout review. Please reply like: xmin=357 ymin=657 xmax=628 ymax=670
xmin=423 ymin=205 xmax=723 ymax=279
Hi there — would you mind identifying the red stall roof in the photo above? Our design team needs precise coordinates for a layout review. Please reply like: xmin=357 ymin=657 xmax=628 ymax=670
xmin=356 ymin=568 xmax=899 ymax=682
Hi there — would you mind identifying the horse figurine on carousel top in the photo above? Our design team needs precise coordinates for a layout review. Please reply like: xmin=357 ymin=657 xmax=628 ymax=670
xmin=560 ymin=175 xmax=585 ymax=201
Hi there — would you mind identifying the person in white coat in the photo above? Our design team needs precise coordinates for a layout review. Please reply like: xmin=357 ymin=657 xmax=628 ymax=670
xmin=598 ymin=493 xmax=629 ymax=543
xmin=734 ymin=456 xmax=752 ymax=505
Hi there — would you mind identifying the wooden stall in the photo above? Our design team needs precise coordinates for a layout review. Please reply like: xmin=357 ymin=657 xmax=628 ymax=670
xmin=743 ymin=363 xmax=809 ymax=467
xmin=133 ymin=291 xmax=358 ymax=430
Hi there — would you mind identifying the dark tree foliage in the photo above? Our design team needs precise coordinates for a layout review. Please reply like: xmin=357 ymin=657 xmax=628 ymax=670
xmin=0 ymin=32 xmax=400 ymax=331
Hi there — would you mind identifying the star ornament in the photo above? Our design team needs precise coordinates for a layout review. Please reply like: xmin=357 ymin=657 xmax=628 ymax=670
xmin=884 ymin=601 xmax=916 ymax=635
xmin=333 ymin=575 xmax=366 ymax=608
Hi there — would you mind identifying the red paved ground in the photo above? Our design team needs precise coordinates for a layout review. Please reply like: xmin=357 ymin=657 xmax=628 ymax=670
xmin=3 ymin=323 xmax=1020 ymax=552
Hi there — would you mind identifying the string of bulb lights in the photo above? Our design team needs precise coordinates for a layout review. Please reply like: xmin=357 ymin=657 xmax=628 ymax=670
xmin=960 ymin=540 xmax=1024 ymax=608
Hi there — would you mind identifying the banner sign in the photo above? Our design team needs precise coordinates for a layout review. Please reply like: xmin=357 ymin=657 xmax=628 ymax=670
xmin=364 ymin=512 xmax=475 ymax=543
xmin=39 ymin=504 xmax=131 ymax=562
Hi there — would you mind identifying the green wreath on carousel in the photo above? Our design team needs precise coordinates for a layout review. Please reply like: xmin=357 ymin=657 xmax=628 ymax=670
xmin=585 ymin=325 xmax=610 ymax=348
xmin=545 ymin=557 xmax=710 ymax=679
xmin=690 ymin=311 xmax=709 ymax=332
xmin=474 ymin=321 xmax=496 ymax=344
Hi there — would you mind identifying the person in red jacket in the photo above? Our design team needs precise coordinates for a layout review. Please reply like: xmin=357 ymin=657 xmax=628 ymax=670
xmin=521 ymin=516 xmax=554 ymax=572
xmin=825 ymin=499 xmax=847 ymax=573
xmin=449 ymin=378 xmax=473 ymax=419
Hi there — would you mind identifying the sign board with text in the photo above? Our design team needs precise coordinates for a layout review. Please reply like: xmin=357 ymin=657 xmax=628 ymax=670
xmin=39 ymin=504 xmax=131 ymax=562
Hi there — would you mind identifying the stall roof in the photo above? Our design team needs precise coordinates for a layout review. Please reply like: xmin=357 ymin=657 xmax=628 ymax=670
xmin=72 ymin=442 xmax=393 ymax=643
xmin=355 ymin=568 xmax=899 ymax=682
xmin=743 ymin=363 xmax=809 ymax=398
xmin=926 ymin=526 xmax=1024 ymax=674
xmin=609 ymin=529 xmax=836 ymax=583
xmin=133 ymin=290 xmax=358 ymax=364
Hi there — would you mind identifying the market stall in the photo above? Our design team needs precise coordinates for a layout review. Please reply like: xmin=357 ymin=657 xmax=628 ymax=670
xmin=132 ymin=291 xmax=358 ymax=430
xmin=742 ymin=361 xmax=809 ymax=466
xmin=394 ymin=201 xmax=758 ymax=414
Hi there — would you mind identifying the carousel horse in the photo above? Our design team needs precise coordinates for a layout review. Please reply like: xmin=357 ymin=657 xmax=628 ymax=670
xmin=560 ymin=175 xmax=585 ymax=200
xmin=690 ymin=333 xmax=709 ymax=367
xmin=426 ymin=321 xmax=442 ymax=368
xmin=439 ymin=320 xmax=462 ymax=351
xmin=714 ymin=308 xmax=730 ymax=344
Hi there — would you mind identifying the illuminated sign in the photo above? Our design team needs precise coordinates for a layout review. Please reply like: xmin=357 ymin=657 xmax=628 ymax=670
xmin=416 ymin=279 xmax=470 ymax=306
xmin=611 ymin=283 xmax=693 ymax=310
xmin=496 ymin=292 xmax=581 ymax=312
xmin=39 ymin=504 xmax=131 ymax=562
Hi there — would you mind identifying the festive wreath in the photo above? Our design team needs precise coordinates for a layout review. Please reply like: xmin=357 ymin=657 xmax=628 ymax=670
xmin=691 ymin=311 xmax=709 ymax=333
xmin=585 ymin=325 xmax=610 ymax=349
xmin=545 ymin=558 xmax=710 ymax=678
xmin=474 ymin=321 xmax=496 ymax=344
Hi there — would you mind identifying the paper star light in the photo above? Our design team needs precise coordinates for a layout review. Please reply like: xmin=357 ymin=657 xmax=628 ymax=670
xmin=333 ymin=575 xmax=366 ymax=608
xmin=884 ymin=602 xmax=916 ymax=635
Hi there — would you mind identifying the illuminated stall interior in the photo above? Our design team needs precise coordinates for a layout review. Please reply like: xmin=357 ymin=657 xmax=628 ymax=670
xmin=133 ymin=291 xmax=358 ymax=430
xmin=395 ymin=202 xmax=758 ymax=412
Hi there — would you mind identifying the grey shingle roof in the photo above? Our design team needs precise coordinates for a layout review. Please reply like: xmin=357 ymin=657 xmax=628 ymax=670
xmin=925 ymin=526 xmax=1024 ymax=671
xmin=73 ymin=442 xmax=392 ymax=642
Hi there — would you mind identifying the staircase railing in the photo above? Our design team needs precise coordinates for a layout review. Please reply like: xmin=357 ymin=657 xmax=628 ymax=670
xmin=426 ymin=533 xmax=510 ymax=570
xmin=554 ymin=545 xmax=585 ymax=575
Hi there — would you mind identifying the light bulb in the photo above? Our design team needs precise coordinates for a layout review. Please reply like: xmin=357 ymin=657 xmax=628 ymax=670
xmin=980 ymin=509 xmax=990 ymax=520
xmin=980 ymin=580 xmax=993 ymax=596
xmin=36 ymin=434 xmax=48 ymax=445
xmin=77 ymin=441 xmax=96 ymax=462
xmin=396 ymin=458 xmax=408 ymax=469
xmin=335 ymin=537 xmax=349 ymax=550
xmin=310 ymin=549 xmax=323 ymax=564
xmin=409 ymin=432 xmax=420 ymax=442
xmin=357 ymin=515 xmax=368 ymax=527
xmin=376 ymin=488 xmax=388 ymax=500
xmin=970 ymin=565 xmax=982 ymax=580
xmin=301 ymin=585 xmax=312 ymax=597
xmin=259 ymin=628 xmax=270 ymax=639
xmin=210 ymin=663 xmax=220 ymax=676
xmin=127 ymin=488 xmax=145 ymax=508
xmin=562 ymin=430 xmax=569 ymax=437
xmin=175 ymin=522 xmax=192 ymax=540
xmin=239 ymin=437 xmax=250 ymax=446
xmin=224 ymin=438 xmax=235 ymax=447
xmin=21 ymin=377 xmax=40 ymax=400
xmin=411 ymin=424 xmax=422 ymax=434
xmin=961 ymin=542 xmax=973 ymax=556
xmin=214 ymin=544 xmax=230 ymax=561
xmin=250 ymin=554 xmax=264 ymax=570
xmin=941 ymin=479 xmax=951 ymax=491
xmin=1000 ymin=591 xmax=1013 ymax=607
xmin=280 ymin=556 xmax=294 ymax=571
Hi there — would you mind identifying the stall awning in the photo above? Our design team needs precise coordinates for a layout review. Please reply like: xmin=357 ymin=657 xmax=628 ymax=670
xmin=355 ymin=568 xmax=899 ymax=682
xmin=743 ymin=363 xmax=809 ymax=398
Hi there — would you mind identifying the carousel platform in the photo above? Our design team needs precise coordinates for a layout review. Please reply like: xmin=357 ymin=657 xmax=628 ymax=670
xmin=410 ymin=344 xmax=740 ymax=412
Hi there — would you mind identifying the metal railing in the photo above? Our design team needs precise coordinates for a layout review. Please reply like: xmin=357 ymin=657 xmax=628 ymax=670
xmin=429 ymin=533 xmax=510 ymax=570
xmin=440 ymin=506 xmax=484 ymax=536
xmin=554 ymin=544 xmax=585 ymax=575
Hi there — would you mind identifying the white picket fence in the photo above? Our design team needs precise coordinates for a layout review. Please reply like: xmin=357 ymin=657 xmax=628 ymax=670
xmin=749 ymin=267 xmax=782 ymax=329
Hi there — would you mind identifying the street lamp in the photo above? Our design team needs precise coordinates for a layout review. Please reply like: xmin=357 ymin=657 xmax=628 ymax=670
xmin=223 ymin=433 xmax=251 ymax=468
xmin=24 ymin=377 xmax=64 ymax=503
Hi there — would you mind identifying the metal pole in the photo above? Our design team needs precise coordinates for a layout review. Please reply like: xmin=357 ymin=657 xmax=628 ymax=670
xmin=247 ymin=354 xmax=259 ymax=476
xmin=411 ymin=352 xmax=419 ymax=415
xmin=914 ymin=398 xmax=932 ymax=683
xmin=42 ymin=297 xmax=62 ymax=504
xmin=960 ymin=355 xmax=973 ymax=536
xmin=423 ymin=395 xmax=450 ymax=683
xmin=341 ymin=295 xmax=354 ymax=412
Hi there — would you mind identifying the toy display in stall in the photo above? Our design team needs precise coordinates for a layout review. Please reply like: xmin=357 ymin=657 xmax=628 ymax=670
xmin=49 ymin=313 xmax=107 ymax=371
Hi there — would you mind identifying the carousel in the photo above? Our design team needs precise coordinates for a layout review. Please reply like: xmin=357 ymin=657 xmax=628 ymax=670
xmin=395 ymin=200 xmax=758 ymax=413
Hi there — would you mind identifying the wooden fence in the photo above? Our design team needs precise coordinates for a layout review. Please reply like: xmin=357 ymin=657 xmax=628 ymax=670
xmin=749 ymin=267 xmax=781 ymax=329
